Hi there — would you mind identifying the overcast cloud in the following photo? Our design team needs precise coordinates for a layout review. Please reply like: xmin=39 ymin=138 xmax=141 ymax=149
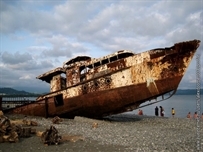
xmin=0 ymin=0 xmax=202 ymax=93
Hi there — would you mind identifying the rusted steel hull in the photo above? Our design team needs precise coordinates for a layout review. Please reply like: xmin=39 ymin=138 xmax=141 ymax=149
xmin=7 ymin=40 xmax=201 ymax=118
xmin=8 ymin=77 xmax=181 ymax=118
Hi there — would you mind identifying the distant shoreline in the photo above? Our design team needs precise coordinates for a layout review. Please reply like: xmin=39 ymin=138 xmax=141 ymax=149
xmin=0 ymin=87 xmax=203 ymax=95
xmin=175 ymin=89 xmax=203 ymax=95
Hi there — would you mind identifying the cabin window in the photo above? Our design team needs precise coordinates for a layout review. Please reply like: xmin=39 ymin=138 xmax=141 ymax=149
xmin=80 ymin=66 xmax=92 ymax=74
xmin=61 ymin=73 xmax=66 ymax=78
xmin=101 ymin=58 xmax=109 ymax=65
xmin=54 ymin=94 xmax=64 ymax=107
xmin=87 ymin=64 xmax=93 ymax=69
xmin=79 ymin=65 xmax=86 ymax=74
xmin=118 ymin=52 xmax=133 ymax=59
xmin=110 ymin=56 xmax=118 ymax=62
xmin=61 ymin=73 xmax=66 ymax=89
xmin=80 ymin=65 xmax=94 ymax=82
xmin=80 ymin=75 xmax=86 ymax=82
xmin=94 ymin=61 xmax=101 ymax=68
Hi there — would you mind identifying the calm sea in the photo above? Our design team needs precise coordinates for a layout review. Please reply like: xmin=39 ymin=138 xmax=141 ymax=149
xmin=125 ymin=95 xmax=203 ymax=118
xmin=2 ymin=95 xmax=203 ymax=118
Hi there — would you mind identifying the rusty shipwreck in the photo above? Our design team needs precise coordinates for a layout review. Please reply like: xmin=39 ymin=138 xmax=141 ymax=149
xmin=7 ymin=39 xmax=201 ymax=118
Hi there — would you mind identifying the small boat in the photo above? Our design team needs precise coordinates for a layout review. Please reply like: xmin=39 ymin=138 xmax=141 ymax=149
xmin=7 ymin=39 xmax=201 ymax=118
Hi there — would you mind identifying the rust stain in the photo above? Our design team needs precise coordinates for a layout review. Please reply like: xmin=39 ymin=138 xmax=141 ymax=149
xmin=6 ymin=40 xmax=201 ymax=118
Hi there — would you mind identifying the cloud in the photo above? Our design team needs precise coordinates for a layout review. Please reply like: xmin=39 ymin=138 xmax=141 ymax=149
xmin=28 ymin=46 xmax=50 ymax=52
xmin=1 ymin=51 xmax=54 ymax=70
xmin=19 ymin=75 xmax=32 ymax=80
xmin=2 ymin=52 xmax=32 ymax=64
xmin=38 ymin=35 xmax=89 ymax=58
xmin=0 ymin=0 xmax=202 ymax=92
xmin=0 ymin=63 xmax=50 ymax=93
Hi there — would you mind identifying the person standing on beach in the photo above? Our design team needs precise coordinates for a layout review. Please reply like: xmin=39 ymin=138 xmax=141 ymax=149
xmin=159 ymin=106 xmax=162 ymax=116
xmin=187 ymin=112 xmax=191 ymax=119
xmin=194 ymin=112 xmax=198 ymax=119
xmin=159 ymin=106 xmax=165 ymax=117
xmin=155 ymin=106 xmax=159 ymax=116
xmin=171 ymin=108 xmax=175 ymax=117
xmin=138 ymin=109 xmax=143 ymax=115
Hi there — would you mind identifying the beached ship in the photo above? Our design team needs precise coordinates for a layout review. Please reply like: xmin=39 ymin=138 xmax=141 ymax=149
xmin=8 ymin=40 xmax=200 ymax=118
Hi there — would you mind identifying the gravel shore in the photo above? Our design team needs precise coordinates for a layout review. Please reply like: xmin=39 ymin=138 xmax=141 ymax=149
xmin=1 ymin=114 xmax=202 ymax=152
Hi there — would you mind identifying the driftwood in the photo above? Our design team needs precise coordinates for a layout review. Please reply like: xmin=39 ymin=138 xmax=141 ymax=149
xmin=92 ymin=122 xmax=98 ymax=128
xmin=0 ymin=110 xmax=4 ymax=117
xmin=36 ymin=131 xmax=44 ymax=137
xmin=41 ymin=125 xmax=61 ymax=145
xmin=0 ymin=116 xmax=37 ymax=143
xmin=22 ymin=119 xmax=38 ymax=126
xmin=37 ymin=131 xmax=85 ymax=143
xmin=0 ymin=117 xmax=19 ymax=143
xmin=52 ymin=116 xmax=63 ymax=124
xmin=1 ymin=115 xmax=84 ymax=145
xmin=9 ymin=119 xmax=38 ymax=126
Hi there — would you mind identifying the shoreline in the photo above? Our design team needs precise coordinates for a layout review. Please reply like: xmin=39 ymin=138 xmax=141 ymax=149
xmin=1 ymin=114 xmax=203 ymax=152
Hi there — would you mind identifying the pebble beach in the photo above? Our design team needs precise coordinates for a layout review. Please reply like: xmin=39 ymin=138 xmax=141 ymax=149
xmin=0 ymin=114 xmax=203 ymax=152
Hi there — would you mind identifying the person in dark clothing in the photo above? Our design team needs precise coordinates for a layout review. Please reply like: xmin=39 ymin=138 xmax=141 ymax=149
xmin=159 ymin=106 xmax=164 ymax=117
xmin=155 ymin=106 xmax=159 ymax=116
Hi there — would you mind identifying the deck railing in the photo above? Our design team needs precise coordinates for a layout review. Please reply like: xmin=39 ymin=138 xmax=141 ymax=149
xmin=0 ymin=95 xmax=40 ymax=110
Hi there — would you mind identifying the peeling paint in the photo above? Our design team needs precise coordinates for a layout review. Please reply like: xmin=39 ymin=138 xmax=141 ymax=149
xmin=7 ymin=40 xmax=201 ymax=118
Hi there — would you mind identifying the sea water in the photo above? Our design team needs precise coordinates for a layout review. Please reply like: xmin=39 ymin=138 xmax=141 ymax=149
xmin=126 ymin=95 xmax=203 ymax=118
xmin=2 ymin=95 xmax=202 ymax=118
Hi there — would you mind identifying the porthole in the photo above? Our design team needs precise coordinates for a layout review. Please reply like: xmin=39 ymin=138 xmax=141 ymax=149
xmin=82 ymin=84 xmax=88 ymax=90
xmin=105 ymin=77 xmax=112 ymax=84
xmin=93 ymin=80 xmax=100 ymax=88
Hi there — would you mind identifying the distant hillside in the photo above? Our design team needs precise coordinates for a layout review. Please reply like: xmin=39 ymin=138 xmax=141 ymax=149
xmin=175 ymin=89 xmax=202 ymax=95
xmin=0 ymin=87 xmax=202 ymax=96
xmin=0 ymin=87 xmax=35 ymax=95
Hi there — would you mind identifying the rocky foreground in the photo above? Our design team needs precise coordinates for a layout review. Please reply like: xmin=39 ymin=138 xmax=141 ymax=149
xmin=0 ymin=114 xmax=203 ymax=152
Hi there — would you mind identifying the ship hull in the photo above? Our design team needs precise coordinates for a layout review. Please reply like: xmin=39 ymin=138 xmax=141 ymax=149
xmin=7 ymin=40 xmax=201 ymax=118
xmin=9 ymin=76 xmax=182 ymax=118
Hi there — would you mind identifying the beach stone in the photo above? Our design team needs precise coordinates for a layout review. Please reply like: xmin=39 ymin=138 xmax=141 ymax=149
xmin=0 ymin=110 xmax=4 ymax=117
xmin=0 ymin=113 xmax=202 ymax=151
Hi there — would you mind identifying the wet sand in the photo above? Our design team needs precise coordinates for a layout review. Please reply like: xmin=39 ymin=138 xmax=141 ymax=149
xmin=0 ymin=114 xmax=202 ymax=152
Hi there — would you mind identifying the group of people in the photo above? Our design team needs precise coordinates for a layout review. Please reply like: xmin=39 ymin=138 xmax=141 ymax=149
xmin=187 ymin=112 xmax=203 ymax=119
xmin=138 ymin=106 xmax=171 ymax=117
xmin=155 ymin=106 xmax=166 ymax=117
xmin=138 ymin=107 xmax=203 ymax=119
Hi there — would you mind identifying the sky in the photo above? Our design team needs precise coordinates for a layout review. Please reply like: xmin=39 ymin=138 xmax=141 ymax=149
xmin=0 ymin=0 xmax=203 ymax=93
